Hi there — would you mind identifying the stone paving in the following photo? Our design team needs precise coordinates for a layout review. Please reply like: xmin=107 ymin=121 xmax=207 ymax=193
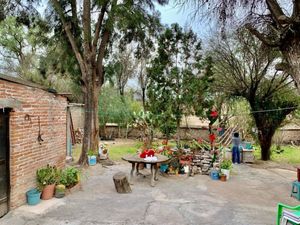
xmin=0 ymin=163 xmax=299 ymax=225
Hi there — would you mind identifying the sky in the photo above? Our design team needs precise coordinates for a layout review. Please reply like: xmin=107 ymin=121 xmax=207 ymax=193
xmin=154 ymin=2 xmax=217 ymax=40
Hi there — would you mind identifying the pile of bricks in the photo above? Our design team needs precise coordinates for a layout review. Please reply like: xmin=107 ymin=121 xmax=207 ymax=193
xmin=191 ymin=149 xmax=220 ymax=175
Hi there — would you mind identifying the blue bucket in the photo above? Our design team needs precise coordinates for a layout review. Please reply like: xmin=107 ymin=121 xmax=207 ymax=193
xmin=88 ymin=156 xmax=97 ymax=166
xmin=160 ymin=164 xmax=168 ymax=172
xmin=26 ymin=188 xmax=41 ymax=205
xmin=210 ymin=170 xmax=219 ymax=180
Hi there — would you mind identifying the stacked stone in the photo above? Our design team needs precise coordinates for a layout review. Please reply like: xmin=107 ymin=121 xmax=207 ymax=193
xmin=191 ymin=149 xmax=220 ymax=175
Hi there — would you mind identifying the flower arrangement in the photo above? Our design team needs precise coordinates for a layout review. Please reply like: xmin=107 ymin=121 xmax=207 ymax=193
xmin=139 ymin=149 xmax=155 ymax=158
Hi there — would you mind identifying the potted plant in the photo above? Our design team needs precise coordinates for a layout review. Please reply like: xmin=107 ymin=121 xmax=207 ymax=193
xmin=219 ymin=173 xmax=227 ymax=182
xmin=87 ymin=149 xmax=97 ymax=166
xmin=220 ymin=159 xmax=232 ymax=180
xmin=59 ymin=167 xmax=80 ymax=189
xmin=36 ymin=165 xmax=59 ymax=200
xmin=55 ymin=184 xmax=66 ymax=198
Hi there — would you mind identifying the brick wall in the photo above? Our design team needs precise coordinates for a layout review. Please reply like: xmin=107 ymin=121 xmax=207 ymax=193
xmin=0 ymin=79 xmax=67 ymax=209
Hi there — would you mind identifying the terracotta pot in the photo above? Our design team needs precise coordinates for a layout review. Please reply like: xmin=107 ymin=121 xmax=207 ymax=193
xmin=220 ymin=175 xmax=227 ymax=182
xmin=41 ymin=184 xmax=55 ymax=200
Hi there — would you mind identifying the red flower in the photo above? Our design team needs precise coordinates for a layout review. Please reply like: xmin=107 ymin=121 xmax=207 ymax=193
xmin=209 ymin=133 xmax=216 ymax=143
xmin=210 ymin=110 xmax=218 ymax=118
xmin=140 ymin=149 xmax=155 ymax=158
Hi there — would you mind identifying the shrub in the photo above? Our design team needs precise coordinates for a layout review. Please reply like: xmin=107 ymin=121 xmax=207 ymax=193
xmin=87 ymin=149 xmax=96 ymax=156
xmin=220 ymin=159 xmax=232 ymax=170
xmin=59 ymin=167 xmax=80 ymax=188
xmin=36 ymin=165 xmax=59 ymax=191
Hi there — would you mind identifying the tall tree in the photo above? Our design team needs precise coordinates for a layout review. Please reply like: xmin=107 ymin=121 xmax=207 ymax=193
xmin=0 ymin=0 xmax=40 ymax=24
xmin=50 ymin=0 xmax=168 ymax=164
xmin=98 ymin=85 xmax=141 ymax=138
xmin=148 ymin=23 xmax=212 ymax=143
xmin=178 ymin=0 xmax=300 ymax=93
xmin=0 ymin=16 xmax=48 ymax=78
xmin=137 ymin=57 xmax=149 ymax=110
xmin=106 ymin=47 xmax=137 ymax=98
xmin=211 ymin=30 xmax=299 ymax=160
xmin=135 ymin=14 xmax=162 ymax=110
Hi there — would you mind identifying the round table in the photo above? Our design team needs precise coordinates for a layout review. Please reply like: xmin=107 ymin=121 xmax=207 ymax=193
xmin=122 ymin=154 xmax=169 ymax=187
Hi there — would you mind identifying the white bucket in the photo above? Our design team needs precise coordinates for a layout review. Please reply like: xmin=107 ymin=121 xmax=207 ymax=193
xmin=221 ymin=169 xmax=230 ymax=180
xmin=184 ymin=165 xmax=189 ymax=173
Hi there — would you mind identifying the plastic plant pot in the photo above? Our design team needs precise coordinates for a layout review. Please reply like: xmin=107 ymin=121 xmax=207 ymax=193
xmin=160 ymin=164 xmax=168 ymax=172
xmin=88 ymin=155 xmax=97 ymax=166
xmin=26 ymin=188 xmax=41 ymax=205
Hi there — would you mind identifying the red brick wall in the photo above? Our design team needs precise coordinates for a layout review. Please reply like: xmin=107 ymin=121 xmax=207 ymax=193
xmin=0 ymin=79 xmax=67 ymax=209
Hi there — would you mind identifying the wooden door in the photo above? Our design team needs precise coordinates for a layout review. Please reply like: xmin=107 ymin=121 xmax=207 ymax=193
xmin=0 ymin=110 xmax=9 ymax=217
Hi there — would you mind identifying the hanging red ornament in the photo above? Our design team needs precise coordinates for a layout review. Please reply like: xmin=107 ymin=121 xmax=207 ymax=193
xmin=210 ymin=110 xmax=218 ymax=118
xmin=209 ymin=133 xmax=216 ymax=143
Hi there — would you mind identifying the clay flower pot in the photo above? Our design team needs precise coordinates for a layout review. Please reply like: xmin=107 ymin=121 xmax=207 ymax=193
xmin=220 ymin=174 xmax=227 ymax=182
xmin=41 ymin=184 xmax=55 ymax=200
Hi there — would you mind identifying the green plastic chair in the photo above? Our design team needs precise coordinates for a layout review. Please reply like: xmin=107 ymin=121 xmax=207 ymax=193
xmin=277 ymin=203 xmax=300 ymax=225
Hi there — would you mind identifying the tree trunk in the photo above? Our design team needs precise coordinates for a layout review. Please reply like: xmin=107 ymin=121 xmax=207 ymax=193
xmin=176 ymin=119 xmax=180 ymax=146
xmin=79 ymin=71 xmax=100 ymax=165
xmin=142 ymin=87 xmax=146 ymax=110
xmin=257 ymin=127 xmax=275 ymax=161
xmin=280 ymin=36 xmax=300 ymax=93
xmin=283 ymin=49 xmax=300 ymax=93
xmin=113 ymin=172 xmax=131 ymax=193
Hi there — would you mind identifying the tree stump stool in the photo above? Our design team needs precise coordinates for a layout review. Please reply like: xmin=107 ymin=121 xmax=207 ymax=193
xmin=113 ymin=172 xmax=132 ymax=193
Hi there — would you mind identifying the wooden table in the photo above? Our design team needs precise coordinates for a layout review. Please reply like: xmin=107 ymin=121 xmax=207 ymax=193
xmin=122 ymin=154 xmax=169 ymax=187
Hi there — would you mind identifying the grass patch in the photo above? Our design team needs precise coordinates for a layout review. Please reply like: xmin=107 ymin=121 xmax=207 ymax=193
xmin=254 ymin=145 xmax=300 ymax=165
xmin=109 ymin=142 xmax=142 ymax=161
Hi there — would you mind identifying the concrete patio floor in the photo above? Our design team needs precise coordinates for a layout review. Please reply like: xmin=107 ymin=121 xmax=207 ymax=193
xmin=1 ymin=162 xmax=299 ymax=225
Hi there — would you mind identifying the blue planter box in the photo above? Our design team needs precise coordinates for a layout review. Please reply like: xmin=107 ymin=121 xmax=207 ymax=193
xmin=88 ymin=156 xmax=97 ymax=166
xmin=210 ymin=170 xmax=219 ymax=180
xmin=26 ymin=188 xmax=41 ymax=205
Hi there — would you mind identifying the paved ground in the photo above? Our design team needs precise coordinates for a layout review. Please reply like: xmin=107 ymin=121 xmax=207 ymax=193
xmin=1 ymin=162 xmax=299 ymax=225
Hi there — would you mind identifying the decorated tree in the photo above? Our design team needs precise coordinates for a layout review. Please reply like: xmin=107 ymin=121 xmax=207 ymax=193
xmin=148 ymin=23 xmax=212 ymax=144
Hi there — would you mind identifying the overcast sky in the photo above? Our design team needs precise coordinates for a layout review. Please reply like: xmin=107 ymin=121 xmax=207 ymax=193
xmin=155 ymin=2 xmax=217 ymax=40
